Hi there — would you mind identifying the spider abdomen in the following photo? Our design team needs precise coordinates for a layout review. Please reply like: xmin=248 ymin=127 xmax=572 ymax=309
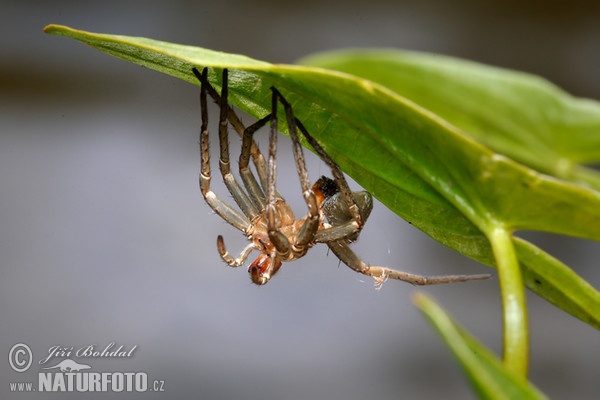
xmin=313 ymin=176 xmax=373 ymax=232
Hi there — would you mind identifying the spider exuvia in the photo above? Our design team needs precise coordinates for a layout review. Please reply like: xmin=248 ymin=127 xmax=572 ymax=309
xmin=191 ymin=67 xmax=491 ymax=287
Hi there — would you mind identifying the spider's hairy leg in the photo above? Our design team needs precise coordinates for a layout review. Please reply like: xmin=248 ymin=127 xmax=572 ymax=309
xmin=215 ymin=69 xmax=260 ymax=220
xmin=216 ymin=235 xmax=258 ymax=267
xmin=197 ymin=69 xmax=271 ymax=195
xmin=295 ymin=118 xmax=365 ymax=234
xmin=239 ymin=115 xmax=271 ymax=210
xmin=264 ymin=89 xmax=292 ymax=258
xmin=197 ymin=68 xmax=281 ymax=207
xmin=310 ymin=176 xmax=491 ymax=286
xmin=327 ymin=240 xmax=492 ymax=286
xmin=271 ymin=88 xmax=320 ymax=250
xmin=191 ymin=67 xmax=249 ymax=232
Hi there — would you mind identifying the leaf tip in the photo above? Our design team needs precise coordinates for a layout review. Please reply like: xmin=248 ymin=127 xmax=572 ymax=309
xmin=43 ymin=24 xmax=71 ymax=35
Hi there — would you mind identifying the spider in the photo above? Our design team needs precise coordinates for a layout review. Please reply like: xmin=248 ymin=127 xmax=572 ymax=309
xmin=191 ymin=67 xmax=491 ymax=286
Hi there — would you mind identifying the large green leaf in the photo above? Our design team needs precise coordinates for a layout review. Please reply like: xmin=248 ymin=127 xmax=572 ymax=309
xmin=42 ymin=25 xmax=600 ymax=239
xmin=44 ymin=25 xmax=600 ymax=376
xmin=414 ymin=292 xmax=548 ymax=399
xmin=299 ymin=49 xmax=600 ymax=190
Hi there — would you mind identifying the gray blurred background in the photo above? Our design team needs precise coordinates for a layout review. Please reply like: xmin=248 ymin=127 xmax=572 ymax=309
xmin=2 ymin=1 xmax=600 ymax=399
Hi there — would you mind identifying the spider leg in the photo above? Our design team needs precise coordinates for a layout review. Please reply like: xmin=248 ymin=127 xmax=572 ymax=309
xmin=201 ymin=71 xmax=277 ymax=204
xmin=263 ymin=90 xmax=292 ymax=258
xmin=314 ymin=221 xmax=363 ymax=243
xmin=327 ymin=240 xmax=491 ymax=286
xmin=192 ymin=67 xmax=250 ymax=232
xmin=271 ymin=88 xmax=320 ymax=250
xmin=239 ymin=115 xmax=271 ymax=210
xmin=214 ymin=69 xmax=260 ymax=220
xmin=216 ymin=235 xmax=258 ymax=267
xmin=295 ymin=118 xmax=364 ymax=232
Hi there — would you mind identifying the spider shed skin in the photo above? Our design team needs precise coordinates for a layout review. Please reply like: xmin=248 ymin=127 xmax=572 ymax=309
xmin=192 ymin=67 xmax=491 ymax=286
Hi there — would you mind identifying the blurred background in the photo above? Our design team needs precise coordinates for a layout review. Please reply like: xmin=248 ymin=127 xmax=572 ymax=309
xmin=2 ymin=1 xmax=600 ymax=399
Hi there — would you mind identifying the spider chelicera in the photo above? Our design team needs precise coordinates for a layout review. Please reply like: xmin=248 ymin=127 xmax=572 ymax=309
xmin=191 ymin=67 xmax=491 ymax=286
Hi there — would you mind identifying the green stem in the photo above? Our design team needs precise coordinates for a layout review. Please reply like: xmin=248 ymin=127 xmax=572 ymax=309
xmin=489 ymin=226 xmax=529 ymax=377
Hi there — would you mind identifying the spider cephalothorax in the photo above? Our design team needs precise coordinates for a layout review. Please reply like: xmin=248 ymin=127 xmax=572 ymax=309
xmin=192 ymin=67 xmax=490 ymax=286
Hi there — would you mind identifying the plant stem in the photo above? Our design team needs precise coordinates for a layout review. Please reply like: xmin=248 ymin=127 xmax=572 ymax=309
xmin=489 ymin=226 xmax=529 ymax=377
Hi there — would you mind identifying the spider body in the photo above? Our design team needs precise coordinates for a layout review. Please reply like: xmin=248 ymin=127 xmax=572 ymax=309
xmin=192 ymin=67 xmax=491 ymax=286
xmin=313 ymin=176 xmax=373 ymax=243
xmin=242 ymin=198 xmax=310 ymax=284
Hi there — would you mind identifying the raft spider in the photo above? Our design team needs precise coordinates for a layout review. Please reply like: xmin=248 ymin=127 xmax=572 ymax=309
xmin=191 ymin=67 xmax=491 ymax=286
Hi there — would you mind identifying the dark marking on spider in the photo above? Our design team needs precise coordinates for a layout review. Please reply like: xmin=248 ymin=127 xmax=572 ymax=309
xmin=191 ymin=67 xmax=491 ymax=287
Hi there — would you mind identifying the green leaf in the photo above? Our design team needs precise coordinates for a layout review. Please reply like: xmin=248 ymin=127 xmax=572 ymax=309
xmin=515 ymin=238 xmax=600 ymax=330
xmin=413 ymin=292 xmax=548 ymax=399
xmin=44 ymin=25 xmax=600 ymax=374
xmin=43 ymin=25 xmax=600 ymax=239
xmin=299 ymin=49 xmax=600 ymax=190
